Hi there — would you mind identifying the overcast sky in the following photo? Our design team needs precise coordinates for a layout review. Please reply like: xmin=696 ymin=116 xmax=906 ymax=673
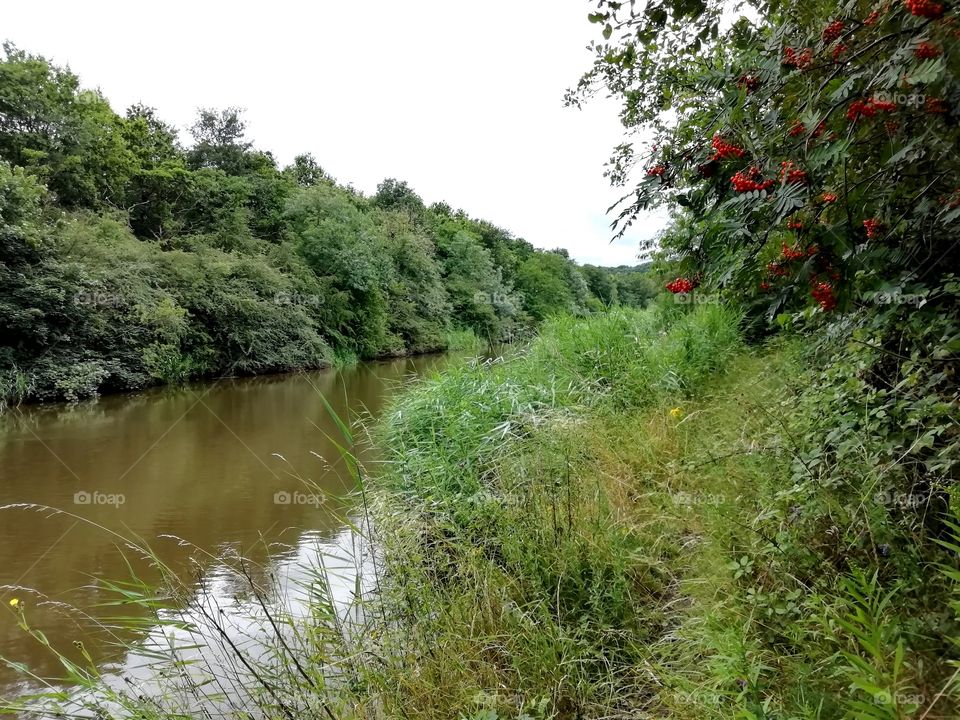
xmin=5 ymin=0 xmax=668 ymax=266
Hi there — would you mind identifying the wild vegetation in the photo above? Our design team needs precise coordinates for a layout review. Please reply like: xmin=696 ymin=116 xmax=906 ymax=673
xmin=3 ymin=0 xmax=960 ymax=717
xmin=0 ymin=43 xmax=655 ymax=407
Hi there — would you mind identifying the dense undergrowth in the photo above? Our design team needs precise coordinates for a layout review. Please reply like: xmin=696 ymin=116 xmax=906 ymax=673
xmin=0 ymin=44 xmax=657 ymax=408
xmin=4 ymin=304 xmax=958 ymax=719
xmin=367 ymin=302 xmax=959 ymax=719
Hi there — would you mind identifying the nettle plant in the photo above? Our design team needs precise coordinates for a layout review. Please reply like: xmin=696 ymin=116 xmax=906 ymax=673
xmin=573 ymin=0 xmax=960 ymax=317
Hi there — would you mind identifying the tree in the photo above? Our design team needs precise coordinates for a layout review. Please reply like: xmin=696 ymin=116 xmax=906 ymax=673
xmin=186 ymin=107 xmax=253 ymax=175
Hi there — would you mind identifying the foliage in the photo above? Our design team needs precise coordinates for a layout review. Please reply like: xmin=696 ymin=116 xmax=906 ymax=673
xmin=0 ymin=45 xmax=644 ymax=406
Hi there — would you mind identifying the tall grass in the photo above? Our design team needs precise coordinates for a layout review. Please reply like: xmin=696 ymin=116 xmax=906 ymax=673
xmin=13 ymin=302 xmax=952 ymax=719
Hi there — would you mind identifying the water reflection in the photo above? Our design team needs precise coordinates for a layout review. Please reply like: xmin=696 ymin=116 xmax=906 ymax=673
xmin=0 ymin=355 xmax=450 ymax=700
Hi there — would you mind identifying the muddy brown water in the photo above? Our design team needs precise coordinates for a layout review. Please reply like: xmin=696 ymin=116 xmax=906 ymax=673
xmin=0 ymin=354 xmax=454 ymax=702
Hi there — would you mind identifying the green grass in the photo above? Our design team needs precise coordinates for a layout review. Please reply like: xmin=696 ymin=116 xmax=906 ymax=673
xmin=443 ymin=327 xmax=486 ymax=353
xmin=6 ymin=304 xmax=957 ymax=719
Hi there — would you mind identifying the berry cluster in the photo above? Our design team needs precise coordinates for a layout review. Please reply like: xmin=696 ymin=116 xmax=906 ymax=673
xmin=665 ymin=277 xmax=695 ymax=293
xmin=821 ymin=191 xmax=838 ymax=203
xmin=646 ymin=164 xmax=666 ymax=177
xmin=787 ymin=217 xmax=804 ymax=230
xmin=905 ymin=0 xmax=945 ymax=18
xmin=737 ymin=74 xmax=760 ymax=92
xmin=915 ymin=42 xmax=942 ymax=59
xmin=779 ymin=161 xmax=807 ymax=184
xmin=783 ymin=46 xmax=814 ymax=69
xmin=767 ymin=261 xmax=790 ymax=277
xmin=823 ymin=20 xmax=845 ymax=43
xmin=864 ymin=9 xmax=881 ymax=24
xmin=782 ymin=243 xmax=808 ymax=260
xmin=846 ymin=97 xmax=896 ymax=122
xmin=926 ymin=97 xmax=948 ymax=114
xmin=711 ymin=134 xmax=746 ymax=160
xmin=731 ymin=167 xmax=775 ymax=192
xmin=832 ymin=43 xmax=848 ymax=61
xmin=863 ymin=218 xmax=883 ymax=239
xmin=811 ymin=280 xmax=837 ymax=311
xmin=788 ymin=121 xmax=806 ymax=137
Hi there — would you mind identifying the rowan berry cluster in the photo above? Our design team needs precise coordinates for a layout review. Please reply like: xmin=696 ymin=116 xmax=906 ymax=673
xmin=926 ymin=97 xmax=948 ymax=114
xmin=915 ymin=42 xmax=942 ymax=59
xmin=847 ymin=97 xmax=896 ymax=122
xmin=783 ymin=46 xmax=814 ymax=69
xmin=863 ymin=218 xmax=883 ymax=239
xmin=737 ymin=74 xmax=760 ymax=92
xmin=711 ymin=134 xmax=746 ymax=160
xmin=731 ymin=167 xmax=775 ymax=192
xmin=779 ymin=161 xmax=807 ymax=184
xmin=822 ymin=20 xmax=845 ymax=43
xmin=665 ymin=277 xmax=695 ymax=293
xmin=821 ymin=192 xmax=838 ymax=203
xmin=646 ymin=164 xmax=666 ymax=177
xmin=782 ymin=243 xmax=808 ymax=260
xmin=811 ymin=280 xmax=837 ymax=310
xmin=905 ymin=0 xmax=945 ymax=19
xmin=787 ymin=217 xmax=804 ymax=230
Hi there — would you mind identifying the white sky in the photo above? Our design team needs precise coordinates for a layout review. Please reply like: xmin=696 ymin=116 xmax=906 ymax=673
xmin=4 ymin=0 xmax=668 ymax=266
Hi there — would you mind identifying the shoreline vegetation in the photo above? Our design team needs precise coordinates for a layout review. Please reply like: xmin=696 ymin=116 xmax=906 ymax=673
xmin=0 ymin=43 xmax=655 ymax=411
xmin=7 ymin=302 xmax=956 ymax=718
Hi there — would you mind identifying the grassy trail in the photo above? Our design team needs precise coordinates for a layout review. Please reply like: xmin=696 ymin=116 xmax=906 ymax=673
xmin=370 ymin=305 xmax=956 ymax=719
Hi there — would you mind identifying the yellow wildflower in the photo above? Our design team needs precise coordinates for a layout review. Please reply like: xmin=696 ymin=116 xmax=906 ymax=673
xmin=9 ymin=598 xmax=19 ymax=608
xmin=669 ymin=407 xmax=683 ymax=418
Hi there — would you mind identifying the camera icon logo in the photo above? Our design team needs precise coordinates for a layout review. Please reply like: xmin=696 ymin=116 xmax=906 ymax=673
xmin=74 ymin=490 xmax=91 ymax=505
xmin=273 ymin=490 xmax=292 ymax=505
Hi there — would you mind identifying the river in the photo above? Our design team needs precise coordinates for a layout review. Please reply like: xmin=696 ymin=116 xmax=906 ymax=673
xmin=0 ymin=354 xmax=452 ymax=709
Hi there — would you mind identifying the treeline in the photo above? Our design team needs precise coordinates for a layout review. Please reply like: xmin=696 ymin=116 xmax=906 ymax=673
xmin=0 ymin=43 xmax=655 ymax=405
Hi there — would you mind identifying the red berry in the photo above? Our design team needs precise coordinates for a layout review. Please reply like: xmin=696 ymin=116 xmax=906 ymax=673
xmin=711 ymin=134 xmax=746 ymax=160
xmin=783 ymin=46 xmax=814 ymax=69
xmin=905 ymin=0 xmax=944 ymax=19
xmin=823 ymin=20 xmax=845 ymax=43
xmin=821 ymin=192 xmax=838 ymax=203
xmin=665 ymin=277 xmax=695 ymax=294
xmin=646 ymin=164 xmax=666 ymax=177
xmin=731 ymin=166 xmax=774 ymax=192
xmin=811 ymin=281 xmax=837 ymax=311
xmin=737 ymin=74 xmax=760 ymax=92
xmin=782 ymin=242 xmax=807 ymax=260
xmin=779 ymin=161 xmax=807 ymax=185
xmin=915 ymin=42 xmax=941 ymax=59
xmin=863 ymin=218 xmax=883 ymax=239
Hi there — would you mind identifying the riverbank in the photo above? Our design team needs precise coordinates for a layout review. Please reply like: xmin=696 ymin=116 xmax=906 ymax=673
xmin=5 ymin=304 xmax=957 ymax=718
xmin=363 ymin=303 xmax=957 ymax=718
